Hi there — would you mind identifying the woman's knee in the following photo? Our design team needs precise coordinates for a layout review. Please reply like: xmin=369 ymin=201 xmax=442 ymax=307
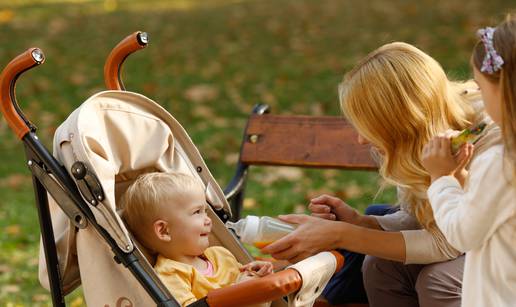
xmin=362 ymin=256 xmax=422 ymax=307
xmin=415 ymin=257 xmax=464 ymax=307
xmin=361 ymin=255 xmax=377 ymax=279
xmin=361 ymin=256 xmax=384 ymax=299
xmin=361 ymin=255 xmax=390 ymax=287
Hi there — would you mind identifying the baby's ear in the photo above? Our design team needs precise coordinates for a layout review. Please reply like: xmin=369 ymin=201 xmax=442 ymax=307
xmin=153 ymin=220 xmax=172 ymax=242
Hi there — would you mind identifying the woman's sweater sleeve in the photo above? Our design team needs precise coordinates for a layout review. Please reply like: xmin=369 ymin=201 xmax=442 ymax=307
xmin=427 ymin=145 xmax=515 ymax=252
xmin=374 ymin=207 xmax=462 ymax=264
xmin=401 ymin=228 xmax=462 ymax=264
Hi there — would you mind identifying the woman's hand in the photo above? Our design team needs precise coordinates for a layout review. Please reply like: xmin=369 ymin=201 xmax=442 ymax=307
xmin=239 ymin=260 xmax=274 ymax=277
xmin=309 ymin=194 xmax=361 ymax=224
xmin=421 ymin=136 xmax=474 ymax=183
xmin=260 ymin=214 xmax=345 ymax=263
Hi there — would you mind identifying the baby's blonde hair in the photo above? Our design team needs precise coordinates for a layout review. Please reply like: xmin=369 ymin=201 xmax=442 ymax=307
xmin=339 ymin=42 xmax=478 ymax=232
xmin=121 ymin=172 xmax=204 ymax=244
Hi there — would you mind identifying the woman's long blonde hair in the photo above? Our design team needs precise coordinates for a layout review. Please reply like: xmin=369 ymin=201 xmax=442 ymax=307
xmin=339 ymin=42 xmax=478 ymax=231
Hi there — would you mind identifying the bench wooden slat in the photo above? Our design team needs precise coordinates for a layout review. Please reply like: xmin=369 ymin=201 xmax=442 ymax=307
xmin=240 ymin=114 xmax=378 ymax=170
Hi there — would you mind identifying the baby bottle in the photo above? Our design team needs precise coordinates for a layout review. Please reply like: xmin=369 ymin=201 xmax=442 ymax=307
xmin=226 ymin=215 xmax=296 ymax=248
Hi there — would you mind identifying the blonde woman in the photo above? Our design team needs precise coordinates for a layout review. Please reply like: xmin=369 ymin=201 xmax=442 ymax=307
xmin=262 ymin=42 xmax=501 ymax=306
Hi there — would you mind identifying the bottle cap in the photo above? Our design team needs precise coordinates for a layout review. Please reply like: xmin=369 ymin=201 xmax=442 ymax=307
xmin=240 ymin=215 xmax=259 ymax=244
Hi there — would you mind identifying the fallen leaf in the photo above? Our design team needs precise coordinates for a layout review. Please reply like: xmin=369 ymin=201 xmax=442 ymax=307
xmin=293 ymin=204 xmax=306 ymax=214
xmin=32 ymin=294 xmax=49 ymax=302
xmin=184 ymin=84 xmax=219 ymax=103
xmin=273 ymin=168 xmax=303 ymax=181
xmin=0 ymin=174 xmax=30 ymax=190
xmin=243 ymin=198 xmax=257 ymax=209
xmin=28 ymin=257 xmax=39 ymax=267
xmin=192 ymin=105 xmax=215 ymax=118
xmin=47 ymin=17 xmax=67 ymax=36
xmin=259 ymin=90 xmax=277 ymax=106
xmin=264 ymin=189 xmax=275 ymax=198
xmin=256 ymin=167 xmax=304 ymax=186
xmin=304 ymin=188 xmax=334 ymax=201
xmin=309 ymin=102 xmax=325 ymax=116
xmin=0 ymin=265 xmax=12 ymax=274
xmin=226 ymin=85 xmax=245 ymax=111
xmin=211 ymin=117 xmax=229 ymax=128
xmin=2 ymin=285 xmax=20 ymax=293
xmin=224 ymin=153 xmax=239 ymax=165
xmin=104 ymin=0 xmax=118 ymax=12
xmin=322 ymin=170 xmax=339 ymax=179
xmin=319 ymin=178 xmax=336 ymax=190
xmin=5 ymin=225 xmax=21 ymax=236
xmin=201 ymin=61 xmax=222 ymax=78
xmin=40 ymin=111 xmax=57 ymax=128
xmin=335 ymin=182 xmax=365 ymax=200
xmin=143 ymin=83 xmax=158 ymax=95
xmin=70 ymin=297 xmax=84 ymax=307
xmin=69 ymin=72 xmax=87 ymax=86
xmin=0 ymin=9 xmax=14 ymax=24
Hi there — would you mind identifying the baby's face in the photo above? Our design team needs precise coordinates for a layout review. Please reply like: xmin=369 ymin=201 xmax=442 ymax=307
xmin=157 ymin=188 xmax=212 ymax=257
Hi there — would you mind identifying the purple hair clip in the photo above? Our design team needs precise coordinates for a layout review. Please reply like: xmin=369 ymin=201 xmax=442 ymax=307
xmin=477 ymin=27 xmax=504 ymax=74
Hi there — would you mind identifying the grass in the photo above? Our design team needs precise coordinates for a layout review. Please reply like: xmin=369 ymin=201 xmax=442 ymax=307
xmin=0 ymin=0 xmax=513 ymax=305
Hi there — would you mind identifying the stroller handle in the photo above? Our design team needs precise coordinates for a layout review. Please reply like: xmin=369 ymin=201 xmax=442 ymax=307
xmin=104 ymin=31 xmax=148 ymax=91
xmin=0 ymin=48 xmax=44 ymax=139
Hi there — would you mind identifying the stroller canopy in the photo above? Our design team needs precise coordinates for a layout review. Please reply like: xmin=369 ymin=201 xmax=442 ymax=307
xmin=51 ymin=90 xmax=231 ymax=253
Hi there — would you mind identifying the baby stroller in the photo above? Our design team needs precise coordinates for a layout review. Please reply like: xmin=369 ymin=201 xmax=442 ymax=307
xmin=0 ymin=32 xmax=343 ymax=307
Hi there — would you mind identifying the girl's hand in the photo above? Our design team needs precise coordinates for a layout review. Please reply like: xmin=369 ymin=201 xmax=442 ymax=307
xmin=240 ymin=261 xmax=273 ymax=277
xmin=422 ymin=136 xmax=474 ymax=183
xmin=309 ymin=194 xmax=361 ymax=224
xmin=260 ymin=214 xmax=344 ymax=263
xmin=453 ymin=143 xmax=474 ymax=186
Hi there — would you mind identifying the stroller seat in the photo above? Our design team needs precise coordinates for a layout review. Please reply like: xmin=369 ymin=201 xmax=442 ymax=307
xmin=38 ymin=90 xmax=340 ymax=306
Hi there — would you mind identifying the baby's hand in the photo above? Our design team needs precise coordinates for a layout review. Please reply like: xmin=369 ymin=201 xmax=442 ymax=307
xmin=422 ymin=136 xmax=474 ymax=183
xmin=240 ymin=261 xmax=273 ymax=277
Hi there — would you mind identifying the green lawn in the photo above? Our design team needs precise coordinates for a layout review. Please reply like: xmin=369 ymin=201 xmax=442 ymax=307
xmin=0 ymin=0 xmax=513 ymax=305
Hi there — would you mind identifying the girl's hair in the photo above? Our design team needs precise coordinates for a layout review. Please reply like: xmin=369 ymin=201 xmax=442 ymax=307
xmin=339 ymin=42 xmax=478 ymax=232
xmin=121 ymin=172 xmax=203 ymax=244
xmin=472 ymin=14 xmax=516 ymax=181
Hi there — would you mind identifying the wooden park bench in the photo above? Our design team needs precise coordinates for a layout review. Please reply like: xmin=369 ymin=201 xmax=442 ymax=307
xmin=223 ymin=103 xmax=378 ymax=220
xmin=222 ymin=104 xmax=378 ymax=307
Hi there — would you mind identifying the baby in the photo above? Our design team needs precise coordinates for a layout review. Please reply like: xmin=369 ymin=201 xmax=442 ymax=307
xmin=121 ymin=172 xmax=273 ymax=306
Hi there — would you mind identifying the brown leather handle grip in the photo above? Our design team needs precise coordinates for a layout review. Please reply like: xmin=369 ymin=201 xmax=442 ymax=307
xmin=331 ymin=250 xmax=345 ymax=272
xmin=104 ymin=31 xmax=148 ymax=90
xmin=207 ymin=268 xmax=302 ymax=307
xmin=0 ymin=48 xmax=44 ymax=139
xmin=205 ymin=251 xmax=344 ymax=307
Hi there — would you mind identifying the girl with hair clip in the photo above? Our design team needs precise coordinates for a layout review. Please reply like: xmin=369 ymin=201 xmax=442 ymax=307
xmin=261 ymin=41 xmax=503 ymax=307
xmin=421 ymin=14 xmax=516 ymax=307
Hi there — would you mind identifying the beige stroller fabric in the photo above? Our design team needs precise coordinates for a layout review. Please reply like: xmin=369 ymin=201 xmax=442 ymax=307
xmin=287 ymin=252 xmax=337 ymax=307
xmin=38 ymin=90 xmax=334 ymax=306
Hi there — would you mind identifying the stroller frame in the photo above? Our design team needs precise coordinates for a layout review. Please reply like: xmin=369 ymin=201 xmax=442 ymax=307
xmin=1 ymin=32 xmax=344 ymax=307
xmin=0 ymin=48 xmax=178 ymax=306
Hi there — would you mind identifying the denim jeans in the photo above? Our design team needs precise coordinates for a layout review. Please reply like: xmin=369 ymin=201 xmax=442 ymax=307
xmin=322 ymin=204 xmax=399 ymax=304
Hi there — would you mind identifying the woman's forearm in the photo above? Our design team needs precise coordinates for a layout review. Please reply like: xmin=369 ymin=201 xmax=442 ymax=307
xmin=336 ymin=222 xmax=406 ymax=262
xmin=356 ymin=214 xmax=383 ymax=230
